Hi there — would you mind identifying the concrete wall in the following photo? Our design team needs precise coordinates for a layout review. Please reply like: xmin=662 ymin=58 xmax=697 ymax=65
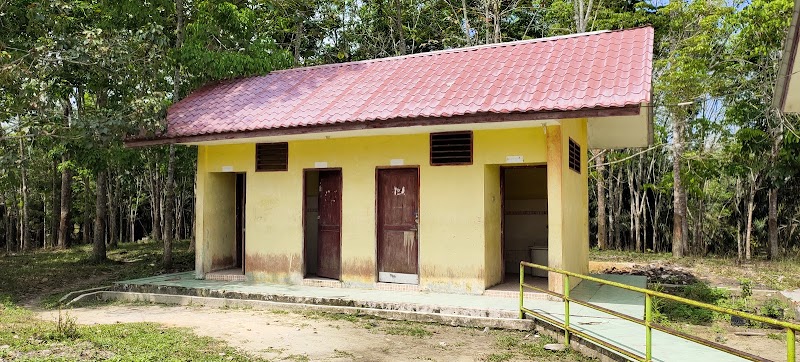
xmin=545 ymin=119 xmax=589 ymax=292
xmin=483 ymin=165 xmax=503 ymax=288
xmin=194 ymin=121 xmax=589 ymax=293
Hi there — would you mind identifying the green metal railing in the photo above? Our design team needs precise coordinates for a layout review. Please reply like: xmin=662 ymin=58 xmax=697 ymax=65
xmin=519 ymin=261 xmax=799 ymax=362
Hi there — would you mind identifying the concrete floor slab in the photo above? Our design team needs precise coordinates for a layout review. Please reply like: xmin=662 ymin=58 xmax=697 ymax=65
xmin=112 ymin=273 xmax=752 ymax=362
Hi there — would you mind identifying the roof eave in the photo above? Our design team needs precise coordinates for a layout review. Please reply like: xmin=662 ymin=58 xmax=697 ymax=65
xmin=124 ymin=105 xmax=642 ymax=148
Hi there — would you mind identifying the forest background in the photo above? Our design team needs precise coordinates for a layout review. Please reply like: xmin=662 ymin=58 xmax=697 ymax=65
xmin=1 ymin=0 xmax=797 ymax=265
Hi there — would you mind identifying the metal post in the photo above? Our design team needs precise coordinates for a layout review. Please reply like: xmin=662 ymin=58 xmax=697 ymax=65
xmin=645 ymin=294 xmax=653 ymax=362
xmin=789 ymin=328 xmax=796 ymax=362
xmin=564 ymin=275 xmax=570 ymax=346
xmin=519 ymin=263 xmax=525 ymax=319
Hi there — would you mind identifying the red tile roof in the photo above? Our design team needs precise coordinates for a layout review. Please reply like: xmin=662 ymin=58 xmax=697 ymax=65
xmin=163 ymin=27 xmax=653 ymax=142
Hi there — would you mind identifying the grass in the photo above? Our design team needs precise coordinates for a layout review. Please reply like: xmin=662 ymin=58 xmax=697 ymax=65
xmin=589 ymin=249 xmax=800 ymax=290
xmin=382 ymin=323 xmax=433 ymax=338
xmin=0 ymin=240 xmax=194 ymax=307
xmin=0 ymin=298 xmax=263 ymax=361
xmin=490 ymin=332 xmax=594 ymax=361
xmin=0 ymin=241 xmax=258 ymax=360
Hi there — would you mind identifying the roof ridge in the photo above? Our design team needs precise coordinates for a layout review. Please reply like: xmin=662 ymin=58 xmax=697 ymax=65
xmin=268 ymin=29 xmax=643 ymax=75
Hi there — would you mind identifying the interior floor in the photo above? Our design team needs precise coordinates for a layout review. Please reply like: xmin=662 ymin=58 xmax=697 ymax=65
xmin=205 ymin=268 xmax=246 ymax=282
xmin=485 ymin=273 xmax=547 ymax=298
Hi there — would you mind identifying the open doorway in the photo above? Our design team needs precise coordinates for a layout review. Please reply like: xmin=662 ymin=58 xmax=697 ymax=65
xmin=304 ymin=169 xmax=342 ymax=280
xmin=204 ymin=172 xmax=246 ymax=281
xmin=500 ymin=166 xmax=548 ymax=288
xmin=235 ymin=173 xmax=246 ymax=272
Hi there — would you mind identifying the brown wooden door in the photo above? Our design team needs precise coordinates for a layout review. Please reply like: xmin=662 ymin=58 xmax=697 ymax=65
xmin=317 ymin=170 xmax=342 ymax=279
xmin=377 ymin=168 xmax=419 ymax=284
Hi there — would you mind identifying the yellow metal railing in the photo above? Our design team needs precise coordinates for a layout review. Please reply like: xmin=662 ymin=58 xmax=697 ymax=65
xmin=519 ymin=261 xmax=799 ymax=362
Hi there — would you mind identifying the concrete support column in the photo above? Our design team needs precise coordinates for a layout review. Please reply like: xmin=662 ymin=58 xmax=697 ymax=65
xmin=546 ymin=119 xmax=590 ymax=293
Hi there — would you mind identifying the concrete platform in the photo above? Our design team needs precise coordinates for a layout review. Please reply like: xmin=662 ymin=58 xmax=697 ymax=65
xmin=102 ymin=272 xmax=757 ymax=362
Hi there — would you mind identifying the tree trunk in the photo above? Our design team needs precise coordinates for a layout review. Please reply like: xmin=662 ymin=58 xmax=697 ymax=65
xmin=108 ymin=171 xmax=119 ymax=249
xmin=164 ymin=146 xmax=176 ymax=269
xmin=768 ymin=187 xmax=778 ymax=259
xmin=672 ymin=115 xmax=687 ymax=258
xmin=594 ymin=151 xmax=607 ymax=249
xmin=393 ymin=0 xmax=406 ymax=54
xmin=19 ymin=138 xmax=31 ymax=251
xmin=93 ymin=171 xmax=107 ymax=262
xmin=151 ymin=167 xmax=162 ymax=241
xmin=484 ymin=2 xmax=491 ymax=44
xmin=461 ymin=0 xmax=472 ymax=45
xmin=82 ymin=174 xmax=92 ymax=245
xmin=49 ymin=159 xmax=60 ymax=248
xmin=745 ymin=174 xmax=756 ymax=261
xmin=58 ymin=162 xmax=72 ymax=248
xmin=492 ymin=0 xmax=501 ymax=42
xmin=164 ymin=0 xmax=183 ymax=268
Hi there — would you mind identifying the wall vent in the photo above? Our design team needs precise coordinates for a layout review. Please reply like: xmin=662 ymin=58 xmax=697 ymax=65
xmin=568 ymin=138 xmax=581 ymax=173
xmin=430 ymin=131 xmax=473 ymax=166
xmin=256 ymin=142 xmax=289 ymax=172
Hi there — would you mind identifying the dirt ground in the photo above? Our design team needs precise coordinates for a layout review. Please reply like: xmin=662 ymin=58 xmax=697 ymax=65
xmin=681 ymin=324 xmax=800 ymax=362
xmin=37 ymin=305 xmax=586 ymax=362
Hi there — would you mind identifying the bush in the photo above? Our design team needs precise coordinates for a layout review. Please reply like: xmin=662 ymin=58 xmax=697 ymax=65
xmin=655 ymin=282 xmax=729 ymax=325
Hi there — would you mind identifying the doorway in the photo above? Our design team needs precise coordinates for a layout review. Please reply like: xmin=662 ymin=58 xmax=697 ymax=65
xmin=304 ymin=169 xmax=342 ymax=280
xmin=235 ymin=173 xmax=246 ymax=272
xmin=376 ymin=168 xmax=420 ymax=285
xmin=501 ymin=166 xmax=547 ymax=282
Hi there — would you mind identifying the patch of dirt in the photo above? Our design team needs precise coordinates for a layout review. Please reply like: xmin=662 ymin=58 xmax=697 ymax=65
xmin=681 ymin=324 xmax=799 ymax=362
xmin=599 ymin=263 xmax=699 ymax=285
xmin=6 ymin=341 xmax=115 ymax=360
xmin=37 ymin=305 xmax=576 ymax=362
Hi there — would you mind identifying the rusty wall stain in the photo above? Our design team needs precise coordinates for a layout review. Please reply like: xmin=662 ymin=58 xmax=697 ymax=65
xmin=341 ymin=257 xmax=375 ymax=280
xmin=245 ymin=253 xmax=303 ymax=274
xmin=420 ymin=265 xmax=484 ymax=279
xmin=546 ymin=125 xmax=563 ymax=174
xmin=211 ymin=256 xmax=234 ymax=271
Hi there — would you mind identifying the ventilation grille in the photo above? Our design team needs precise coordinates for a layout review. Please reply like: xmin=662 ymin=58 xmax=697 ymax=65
xmin=256 ymin=142 xmax=288 ymax=172
xmin=568 ymin=138 xmax=581 ymax=173
xmin=430 ymin=131 xmax=473 ymax=166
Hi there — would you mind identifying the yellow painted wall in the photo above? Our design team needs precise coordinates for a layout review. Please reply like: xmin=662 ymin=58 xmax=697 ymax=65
xmin=483 ymin=165 xmax=503 ymax=288
xmin=545 ymin=119 xmax=589 ymax=292
xmin=194 ymin=123 xmax=588 ymax=293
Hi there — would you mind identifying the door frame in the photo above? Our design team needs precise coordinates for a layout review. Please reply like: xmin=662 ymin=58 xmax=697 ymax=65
xmin=374 ymin=165 xmax=421 ymax=284
xmin=302 ymin=168 xmax=343 ymax=280
xmin=499 ymin=164 xmax=546 ymax=279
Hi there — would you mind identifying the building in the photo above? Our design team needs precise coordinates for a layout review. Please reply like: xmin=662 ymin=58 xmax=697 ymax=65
xmin=128 ymin=27 xmax=654 ymax=294
xmin=775 ymin=0 xmax=800 ymax=113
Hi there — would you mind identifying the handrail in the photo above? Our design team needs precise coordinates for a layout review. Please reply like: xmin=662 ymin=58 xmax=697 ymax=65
xmin=519 ymin=261 xmax=799 ymax=362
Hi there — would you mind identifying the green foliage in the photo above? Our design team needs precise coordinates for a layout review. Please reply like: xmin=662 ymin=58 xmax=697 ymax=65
xmin=759 ymin=297 xmax=788 ymax=320
xmin=655 ymin=282 xmax=730 ymax=325
xmin=180 ymin=1 xmax=293 ymax=86
xmin=0 ymin=240 xmax=193 ymax=306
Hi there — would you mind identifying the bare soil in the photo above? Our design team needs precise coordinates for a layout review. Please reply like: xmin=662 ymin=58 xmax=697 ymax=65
xmin=37 ymin=305 xmax=587 ymax=362
xmin=681 ymin=323 xmax=799 ymax=362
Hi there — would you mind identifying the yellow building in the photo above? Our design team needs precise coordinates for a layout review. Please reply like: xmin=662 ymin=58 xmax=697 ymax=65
xmin=130 ymin=28 xmax=654 ymax=294
xmin=775 ymin=0 xmax=800 ymax=113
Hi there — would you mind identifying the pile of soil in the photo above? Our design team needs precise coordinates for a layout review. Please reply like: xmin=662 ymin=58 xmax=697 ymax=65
xmin=602 ymin=263 xmax=699 ymax=285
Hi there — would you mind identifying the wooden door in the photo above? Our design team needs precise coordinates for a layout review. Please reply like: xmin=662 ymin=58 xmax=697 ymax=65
xmin=377 ymin=168 xmax=419 ymax=284
xmin=317 ymin=170 xmax=342 ymax=279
